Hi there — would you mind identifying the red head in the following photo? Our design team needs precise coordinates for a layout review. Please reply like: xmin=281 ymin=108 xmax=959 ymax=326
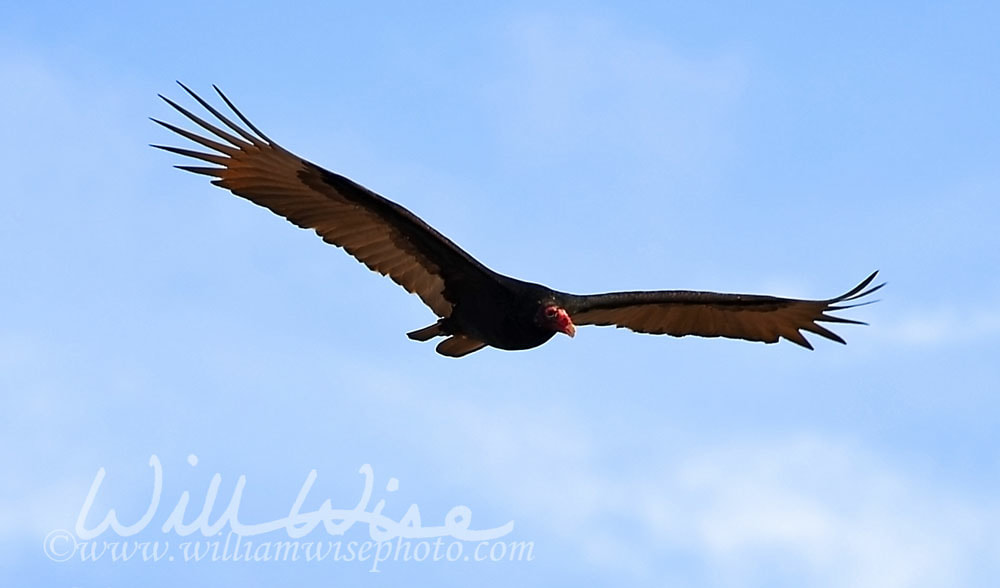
xmin=538 ymin=305 xmax=576 ymax=338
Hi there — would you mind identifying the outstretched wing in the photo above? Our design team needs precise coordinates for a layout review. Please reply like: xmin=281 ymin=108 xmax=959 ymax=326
xmin=566 ymin=272 xmax=883 ymax=349
xmin=152 ymin=83 xmax=498 ymax=318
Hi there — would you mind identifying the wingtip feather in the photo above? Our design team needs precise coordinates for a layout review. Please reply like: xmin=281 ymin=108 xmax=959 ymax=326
xmin=174 ymin=164 xmax=226 ymax=178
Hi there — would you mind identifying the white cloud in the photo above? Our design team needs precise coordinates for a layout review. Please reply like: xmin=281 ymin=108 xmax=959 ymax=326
xmin=662 ymin=438 xmax=985 ymax=588
xmin=879 ymin=307 xmax=1000 ymax=346
xmin=487 ymin=14 xmax=747 ymax=172
xmin=411 ymin=394 xmax=999 ymax=587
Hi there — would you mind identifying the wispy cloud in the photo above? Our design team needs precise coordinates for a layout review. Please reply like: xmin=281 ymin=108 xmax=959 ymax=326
xmin=661 ymin=438 xmax=990 ymax=587
xmin=411 ymin=393 xmax=999 ymax=586
xmin=878 ymin=307 xmax=1000 ymax=346
xmin=487 ymin=13 xmax=747 ymax=173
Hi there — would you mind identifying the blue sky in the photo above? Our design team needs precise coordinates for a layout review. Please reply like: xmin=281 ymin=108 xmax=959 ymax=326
xmin=2 ymin=2 xmax=999 ymax=586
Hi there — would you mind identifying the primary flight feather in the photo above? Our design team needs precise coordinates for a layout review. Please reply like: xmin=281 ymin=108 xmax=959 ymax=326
xmin=153 ymin=83 xmax=883 ymax=357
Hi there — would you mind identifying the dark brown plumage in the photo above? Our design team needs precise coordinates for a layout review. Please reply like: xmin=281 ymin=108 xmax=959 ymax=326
xmin=153 ymin=84 xmax=883 ymax=357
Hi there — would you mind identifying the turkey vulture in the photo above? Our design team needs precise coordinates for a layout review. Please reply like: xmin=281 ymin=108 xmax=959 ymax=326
xmin=153 ymin=83 xmax=883 ymax=357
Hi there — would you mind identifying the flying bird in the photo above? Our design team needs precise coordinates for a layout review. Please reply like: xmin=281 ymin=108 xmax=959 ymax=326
xmin=153 ymin=83 xmax=883 ymax=357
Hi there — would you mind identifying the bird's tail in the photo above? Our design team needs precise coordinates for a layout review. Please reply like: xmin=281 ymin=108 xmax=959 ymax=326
xmin=407 ymin=322 xmax=444 ymax=341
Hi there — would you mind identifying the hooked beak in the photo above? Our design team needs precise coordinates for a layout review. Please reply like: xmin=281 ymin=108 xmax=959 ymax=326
xmin=556 ymin=310 xmax=576 ymax=338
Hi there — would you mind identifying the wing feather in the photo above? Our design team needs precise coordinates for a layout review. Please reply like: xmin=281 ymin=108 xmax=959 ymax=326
xmin=567 ymin=272 xmax=883 ymax=349
xmin=154 ymin=83 xmax=501 ymax=318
